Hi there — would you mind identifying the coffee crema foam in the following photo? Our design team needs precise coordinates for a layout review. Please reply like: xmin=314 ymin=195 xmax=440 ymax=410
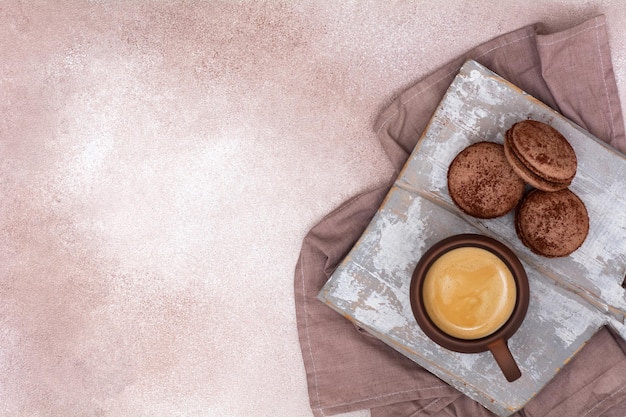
xmin=422 ymin=247 xmax=516 ymax=340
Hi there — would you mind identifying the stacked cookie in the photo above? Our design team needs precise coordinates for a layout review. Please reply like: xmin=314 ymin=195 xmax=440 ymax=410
xmin=447 ymin=120 xmax=589 ymax=258
xmin=504 ymin=120 xmax=577 ymax=192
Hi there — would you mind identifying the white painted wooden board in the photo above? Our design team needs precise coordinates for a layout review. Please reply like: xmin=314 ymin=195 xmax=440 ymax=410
xmin=318 ymin=60 xmax=626 ymax=416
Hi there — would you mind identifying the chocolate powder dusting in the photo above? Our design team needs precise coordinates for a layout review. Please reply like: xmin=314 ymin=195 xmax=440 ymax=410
xmin=448 ymin=141 xmax=525 ymax=219
xmin=509 ymin=120 xmax=577 ymax=183
xmin=515 ymin=189 xmax=589 ymax=257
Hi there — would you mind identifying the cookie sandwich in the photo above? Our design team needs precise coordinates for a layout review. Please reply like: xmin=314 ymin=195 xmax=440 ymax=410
xmin=504 ymin=120 xmax=577 ymax=191
xmin=447 ymin=141 xmax=525 ymax=219
xmin=515 ymin=188 xmax=589 ymax=257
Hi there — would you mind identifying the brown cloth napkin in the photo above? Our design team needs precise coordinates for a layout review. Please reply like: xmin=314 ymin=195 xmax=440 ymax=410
xmin=295 ymin=15 xmax=626 ymax=417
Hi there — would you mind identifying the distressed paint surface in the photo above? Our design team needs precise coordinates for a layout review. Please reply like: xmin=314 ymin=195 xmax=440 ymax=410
xmin=319 ymin=61 xmax=626 ymax=416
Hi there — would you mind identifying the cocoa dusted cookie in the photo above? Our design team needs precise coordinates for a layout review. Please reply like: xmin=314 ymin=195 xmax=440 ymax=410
xmin=515 ymin=189 xmax=589 ymax=257
xmin=447 ymin=141 xmax=525 ymax=219
xmin=504 ymin=120 xmax=577 ymax=191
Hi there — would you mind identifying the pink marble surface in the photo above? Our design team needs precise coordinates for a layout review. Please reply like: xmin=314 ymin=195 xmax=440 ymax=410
xmin=1 ymin=2 xmax=625 ymax=416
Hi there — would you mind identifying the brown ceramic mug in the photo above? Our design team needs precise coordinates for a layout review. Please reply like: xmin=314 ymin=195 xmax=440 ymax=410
xmin=410 ymin=234 xmax=529 ymax=382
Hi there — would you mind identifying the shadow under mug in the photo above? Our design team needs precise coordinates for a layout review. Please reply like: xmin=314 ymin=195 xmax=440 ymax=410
xmin=410 ymin=234 xmax=530 ymax=382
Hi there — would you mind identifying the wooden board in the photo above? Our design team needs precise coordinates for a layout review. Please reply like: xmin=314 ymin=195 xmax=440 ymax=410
xmin=318 ymin=60 xmax=626 ymax=416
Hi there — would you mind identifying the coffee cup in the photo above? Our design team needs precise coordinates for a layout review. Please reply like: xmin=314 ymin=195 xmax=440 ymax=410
xmin=410 ymin=234 xmax=529 ymax=382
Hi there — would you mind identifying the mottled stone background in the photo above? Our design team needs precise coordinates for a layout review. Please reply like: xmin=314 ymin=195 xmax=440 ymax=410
xmin=1 ymin=1 xmax=624 ymax=416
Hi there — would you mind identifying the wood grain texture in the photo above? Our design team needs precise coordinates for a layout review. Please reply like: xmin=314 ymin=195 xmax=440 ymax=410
xmin=319 ymin=60 xmax=626 ymax=416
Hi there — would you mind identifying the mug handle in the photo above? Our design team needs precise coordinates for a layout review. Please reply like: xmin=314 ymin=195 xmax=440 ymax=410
xmin=488 ymin=339 xmax=521 ymax=382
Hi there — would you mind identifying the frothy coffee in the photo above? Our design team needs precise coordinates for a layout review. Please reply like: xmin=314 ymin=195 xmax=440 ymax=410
xmin=422 ymin=247 xmax=516 ymax=340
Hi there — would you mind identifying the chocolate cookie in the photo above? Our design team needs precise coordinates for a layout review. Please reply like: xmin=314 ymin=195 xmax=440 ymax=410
xmin=447 ymin=141 xmax=525 ymax=219
xmin=504 ymin=120 xmax=577 ymax=191
xmin=515 ymin=189 xmax=589 ymax=257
